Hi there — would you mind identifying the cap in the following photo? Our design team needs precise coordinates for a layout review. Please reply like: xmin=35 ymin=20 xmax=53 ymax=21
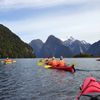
xmin=52 ymin=57 xmax=55 ymax=60
xmin=60 ymin=56 xmax=63 ymax=60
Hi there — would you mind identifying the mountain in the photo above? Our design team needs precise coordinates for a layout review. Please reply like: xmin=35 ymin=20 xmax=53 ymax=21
xmin=61 ymin=36 xmax=91 ymax=55
xmin=0 ymin=24 xmax=36 ymax=58
xmin=38 ymin=35 xmax=73 ymax=58
xmin=87 ymin=40 xmax=100 ymax=56
xmin=29 ymin=39 xmax=44 ymax=57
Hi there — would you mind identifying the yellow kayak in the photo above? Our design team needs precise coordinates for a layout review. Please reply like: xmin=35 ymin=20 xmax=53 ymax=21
xmin=39 ymin=60 xmax=46 ymax=62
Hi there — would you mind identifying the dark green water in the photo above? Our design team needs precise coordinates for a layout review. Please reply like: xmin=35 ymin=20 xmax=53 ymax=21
xmin=0 ymin=58 xmax=100 ymax=100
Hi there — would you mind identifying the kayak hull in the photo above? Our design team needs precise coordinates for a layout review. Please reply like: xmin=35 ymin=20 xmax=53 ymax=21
xmin=5 ymin=62 xmax=12 ymax=65
xmin=96 ymin=59 xmax=100 ymax=61
xmin=77 ymin=77 xmax=100 ymax=100
xmin=50 ymin=65 xmax=74 ymax=72
xmin=39 ymin=60 xmax=45 ymax=62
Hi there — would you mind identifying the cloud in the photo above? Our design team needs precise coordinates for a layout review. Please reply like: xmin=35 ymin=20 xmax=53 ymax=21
xmin=4 ymin=9 xmax=100 ymax=31
xmin=1 ymin=7 xmax=100 ymax=44
xmin=0 ymin=0 xmax=100 ymax=44
xmin=0 ymin=0 xmax=98 ymax=10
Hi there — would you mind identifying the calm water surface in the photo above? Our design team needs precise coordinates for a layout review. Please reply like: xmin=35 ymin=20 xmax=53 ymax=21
xmin=0 ymin=58 xmax=100 ymax=100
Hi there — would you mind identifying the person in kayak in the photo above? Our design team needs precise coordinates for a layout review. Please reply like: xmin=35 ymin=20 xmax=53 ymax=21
xmin=45 ymin=57 xmax=51 ymax=65
xmin=57 ymin=56 xmax=66 ymax=67
xmin=48 ymin=57 xmax=58 ymax=66
xmin=42 ymin=58 xmax=46 ymax=61
xmin=6 ymin=57 xmax=9 ymax=60
xmin=46 ymin=57 xmax=50 ymax=62
xmin=5 ymin=57 xmax=12 ymax=62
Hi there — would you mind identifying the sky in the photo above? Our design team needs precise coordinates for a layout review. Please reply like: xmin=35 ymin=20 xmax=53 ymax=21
xmin=0 ymin=0 xmax=100 ymax=44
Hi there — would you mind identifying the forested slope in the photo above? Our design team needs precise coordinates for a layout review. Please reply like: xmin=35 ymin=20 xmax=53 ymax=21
xmin=0 ymin=24 xmax=36 ymax=58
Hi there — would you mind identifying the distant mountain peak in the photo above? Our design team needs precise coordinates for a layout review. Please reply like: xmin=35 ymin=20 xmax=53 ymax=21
xmin=81 ymin=40 xmax=88 ymax=44
xmin=61 ymin=36 xmax=75 ymax=42
xmin=29 ymin=39 xmax=44 ymax=57
xmin=60 ymin=36 xmax=91 ymax=55
xmin=39 ymin=35 xmax=73 ymax=57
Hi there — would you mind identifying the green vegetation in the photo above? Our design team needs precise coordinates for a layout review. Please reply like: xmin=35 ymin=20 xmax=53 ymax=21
xmin=0 ymin=24 xmax=36 ymax=58
xmin=74 ymin=52 xmax=94 ymax=58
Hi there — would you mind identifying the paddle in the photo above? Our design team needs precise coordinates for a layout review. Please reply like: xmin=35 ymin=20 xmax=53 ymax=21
xmin=38 ymin=62 xmax=44 ymax=66
xmin=44 ymin=65 xmax=52 ymax=68
xmin=0 ymin=60 xmax=17 ymax=63
xmin=70 ymin=63 xmax=76 ymax=66
xmin=44 ymin=63 xmax=77 ymax=68
xmin=13 ymin=60 xmax=17 ymax=62
xmin=1 ymin=61 xmax=4 ymax=63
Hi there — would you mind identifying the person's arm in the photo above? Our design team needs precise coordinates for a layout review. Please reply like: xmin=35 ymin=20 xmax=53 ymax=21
xmin=48 ymin=61 xmax=52 ymax=65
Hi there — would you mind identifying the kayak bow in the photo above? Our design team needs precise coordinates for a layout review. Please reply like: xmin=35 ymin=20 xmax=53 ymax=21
xmin=77 ymin=77 xmax=100 ymax=100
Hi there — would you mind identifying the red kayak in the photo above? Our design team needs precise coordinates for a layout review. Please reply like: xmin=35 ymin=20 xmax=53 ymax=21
xmin=96 ymin=59 xmax=100 ymax=61
xmin=49 ymin=65 xmax=75 ymax=72
xmin=77 ymin=77 xmax=100 ymax=100
xmin=45 ymin=62 xmax=76 ymax=72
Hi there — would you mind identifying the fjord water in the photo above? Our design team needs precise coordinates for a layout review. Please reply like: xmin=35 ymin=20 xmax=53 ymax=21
xmin=0 ymin=58 xmax=100 ymax=100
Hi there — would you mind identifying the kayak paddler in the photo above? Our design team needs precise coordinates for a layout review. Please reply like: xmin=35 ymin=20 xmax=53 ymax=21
xmin=45 ymin=57 xmax=51 ymax=64
xmin=42 ymin=58 xmax=46 ymax=61
xmin=5 ymin=57 xmax=12 ymax=62
xmin=57 ymin=56 xmax=66 ymax=67
xmin=46 ymin=57 xmax=50 ymax=62
xmin=48 ymin=57 xmax=58 ymax=66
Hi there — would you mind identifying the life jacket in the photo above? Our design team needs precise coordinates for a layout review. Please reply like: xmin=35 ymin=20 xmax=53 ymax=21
xmin=49 ymin=60 xmax=58 ymax=66
xmin=58 ymin=60 xmax=66 ymax=67
xmin=42 ymin=59 xmax=46 ymax=61
xmin=47 ymin=59 xmax=50 ymax=61
xmin=5 ymin=59 xmax=12 ymax=62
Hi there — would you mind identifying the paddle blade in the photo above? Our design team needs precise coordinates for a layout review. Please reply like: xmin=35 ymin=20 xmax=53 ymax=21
xmin=70 ymin=63 xmax=76 ymax=66
xmin=44 ymin=65 xmax=52 ymax=68
xmin=1 ymin=61 xmax=4 ymax=63
xmin=38 ymin=62 xmax=44 ymax=66
xmin=13 ymin=60 xmax=17 ymax=62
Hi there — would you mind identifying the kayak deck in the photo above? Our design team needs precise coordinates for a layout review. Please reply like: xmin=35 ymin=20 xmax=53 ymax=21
xmin=77 ymin=77 xmax=100 ymax=100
